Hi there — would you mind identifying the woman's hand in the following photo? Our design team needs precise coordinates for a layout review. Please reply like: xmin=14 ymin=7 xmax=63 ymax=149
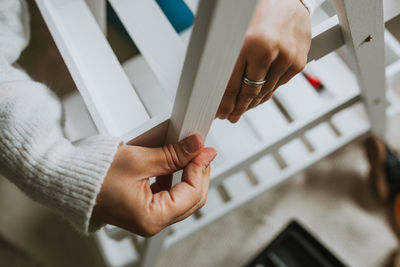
xmin=90 ymin=134 xmax=216 ymax=237
xmin=216 ymin=0 xmax=312 ymax=123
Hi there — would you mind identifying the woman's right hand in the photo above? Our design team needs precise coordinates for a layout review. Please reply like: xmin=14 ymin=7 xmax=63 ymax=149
xmin=90 ymin=134 xmax=216 ymax=237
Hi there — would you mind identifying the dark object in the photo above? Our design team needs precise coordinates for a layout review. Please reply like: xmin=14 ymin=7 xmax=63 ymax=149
xmin=246 ymin=221 xmax=347 ymax=267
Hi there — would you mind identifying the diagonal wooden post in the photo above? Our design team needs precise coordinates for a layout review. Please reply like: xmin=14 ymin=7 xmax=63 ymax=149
xmin=139 ymin=0 xmax=257 ymax=266
xmin=333 ymin=0 xmax=387 ymax=137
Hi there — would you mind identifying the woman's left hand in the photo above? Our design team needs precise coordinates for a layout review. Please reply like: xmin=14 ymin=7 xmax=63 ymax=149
xmin=216 ymin=0 xmax=312 ymax=123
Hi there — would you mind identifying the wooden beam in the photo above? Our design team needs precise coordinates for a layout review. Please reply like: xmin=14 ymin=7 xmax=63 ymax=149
xmin=166 ymin=0 xmax=258 ymax=143
xmin=333 ymin=0 xmax=387 ymax=136
xmin=35 ymin=0 xmax=149 ymax=137
xmin=108 ymin=0 xmax=186 ymax=99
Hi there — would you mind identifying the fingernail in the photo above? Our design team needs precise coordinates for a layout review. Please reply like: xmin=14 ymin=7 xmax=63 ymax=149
xmin=181 ymin=135 xmax=202 ymax=154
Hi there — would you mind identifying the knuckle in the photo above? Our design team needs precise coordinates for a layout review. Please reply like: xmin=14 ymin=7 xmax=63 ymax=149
xmin=279 ymin=44 xmax=296 ymax=64
xmin=242 ymin=90 xmax=259 ymax=99
xmin=219 ymin=106 xmax=234 ymax=115
xmin=162 ymin=144 xmax=181 ymax=171
xmin=223 ymin=89 xmax=238 ymax=100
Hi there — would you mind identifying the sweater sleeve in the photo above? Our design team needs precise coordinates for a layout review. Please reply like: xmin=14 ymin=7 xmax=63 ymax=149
xmin=0 ymin=0 xmax=121 ymax=234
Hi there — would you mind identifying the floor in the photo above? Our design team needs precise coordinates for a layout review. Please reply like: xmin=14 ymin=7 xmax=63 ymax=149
xmin=2 ymin=2 xmax=400 ymax=267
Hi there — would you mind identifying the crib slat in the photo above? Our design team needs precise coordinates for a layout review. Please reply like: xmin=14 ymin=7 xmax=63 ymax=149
xmin=108 ymin=0 xmax=186 ymax=99
xmin=35 ymin=0 xmax=149 ymax=137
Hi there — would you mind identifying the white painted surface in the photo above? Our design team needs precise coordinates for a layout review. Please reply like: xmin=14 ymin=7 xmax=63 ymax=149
xmin=109 ymin=0 xmax=186 ymax=100
xmin=35 ymin=0 xmax=149 ymax=137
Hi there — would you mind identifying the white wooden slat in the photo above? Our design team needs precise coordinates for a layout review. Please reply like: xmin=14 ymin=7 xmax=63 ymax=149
xmin=170 ymin=214 xmax=197 ymax=232
xmin=35 ymin=0 xmax=149 ymax=137
xmin=222 ymin=172 xmax=253 ymax=200
xmin=249 ymin=154 xmax=282 ymax=186
xmin=333 ymin=0 xmax=387 ymax=137
xmin=387 ymin=89 xmax=400 ymax=117
xmin=209 ymin=91 xmax=361 ymax=187
xmin=274 ymin=74 xmax=326 ymax=119
xmin=306 ymin=53 xmax=359 ymax=99
xmin=331 ymin=108 xmax=366 ymax=136
xmin=308 ymin=16 xmax=343 ymax=62
xmin=96 ymin=230 xmax=139 ymax=267
xmin=385 ymin=30 xmax=400 ymax=67
xmin=166 ymin=118 xmax=370 ymax=247
xmin=123 ymin=56 xmax=171 ymax=117
xmin=305 ymin=123 xmax=338 ymax=152
xmin=208 ymin=119 xmax=260 ymax=159
xmin=108 ymin=0 xmax=186 ymax=100
xmin=279 ymin=139 xmax=311 ymax=168
xmin=139 ymin=2 xmax=258 ymax=266
xmin=166 ymin=0 xmax=258 ymax=143
xmin=384 ymin=0 xmax=400 ymax=22
xmin=244 ymin=101 xmax=289 ymax=141
xmin=84 ymin=0 xmax=106 ymax=33
xmin=199 ymin=187 xmax=225 ymax=215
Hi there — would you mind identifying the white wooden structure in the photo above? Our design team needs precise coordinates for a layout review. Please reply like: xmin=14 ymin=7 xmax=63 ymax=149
xmin=35 ymin=0 xmax=400 ymax=266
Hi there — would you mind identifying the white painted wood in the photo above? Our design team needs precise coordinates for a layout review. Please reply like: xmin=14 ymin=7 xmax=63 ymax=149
xmin=305 ymin=123 xmax=338 ymax=151
xmin=140 ymin=1 xmax=258 ymax=266
xmin=308 ymin=16 xmax=343 ymax=61
xmin=165 ymin=113 xmax=369 ymax=246
xmin=209 ymin=119 xmax=260 ymax=158
xmin=84 ymin=0 xmax=107 ymax=33
xmin=306 ymin=53 xmax=360 ymax=99
xmin=223 ymin=172 xmax=253 ymax=200
xmin=331 ymin=107 xmax=368 ymax=136
xmin=384 ymin=0 xmax=400 ymax=22
xmin=333 ymin=0 xmax=387 ymax=137
xmin=274 ymin=74 xmax=326 ymax=119
xmin=123 ymin=55 xmax=171 ymax=117
xmin=108 ymin=0 xmax=186 ymax=100
xmin=199 ymin=187 xmax=225 ymax=215
xmin=166 ymin=0 xmax=258 ymax=143
xmin=35 ymin=0 xmax=149 ymax=137
xmin=209 ymin=90 xmax=361 ymax=187
xmin=250 ymin=155 xmax=282 ymax=186
xmin=96 ymin=229 xmax=139 ymax=267
xmin=244 ymin=101 xmax=289 ymax=141
xmin=279 ymin=139 xmax=311 ymax=168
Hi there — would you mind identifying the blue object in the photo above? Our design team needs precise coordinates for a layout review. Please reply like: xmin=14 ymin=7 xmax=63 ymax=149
xmin=155 ymin=0 xmax=194 ymax=33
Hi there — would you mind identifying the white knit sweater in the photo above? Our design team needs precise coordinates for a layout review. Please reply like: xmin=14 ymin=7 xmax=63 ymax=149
xmin=0 ymin=0 xmax=120 ymax=234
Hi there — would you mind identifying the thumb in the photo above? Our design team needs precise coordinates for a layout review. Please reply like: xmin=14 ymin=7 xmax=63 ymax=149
xmin=139 ymin=134 xmax=204 ymax=177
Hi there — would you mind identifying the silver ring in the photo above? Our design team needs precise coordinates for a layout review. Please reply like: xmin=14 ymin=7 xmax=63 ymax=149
xmin=243 ymin=77 xmax=266 ymax=87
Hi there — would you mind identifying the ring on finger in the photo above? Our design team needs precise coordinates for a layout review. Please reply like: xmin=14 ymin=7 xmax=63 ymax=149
xmin=243 ymin=76 xmax=266 ymax=87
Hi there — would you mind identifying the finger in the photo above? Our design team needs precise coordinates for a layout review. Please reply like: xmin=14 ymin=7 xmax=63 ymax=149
xmin=151 ymin=147 xmax=216 ymax=224
xmin=136 ymin=134 xmax=204 ymax=178
xmin=227 ymin=54 xmax=273 ymax=123
xmin=169 ymin=164 xmax=211 ymax=224
xmin=248 ymin=52 xmax=293 ymax=109
xmin=216 ymin=53 xmax=246 ymax=119
xmin=151 ymin=174 xmax=172 ymax=194
xmin=275 ymin=54 xmax=307 ymax=88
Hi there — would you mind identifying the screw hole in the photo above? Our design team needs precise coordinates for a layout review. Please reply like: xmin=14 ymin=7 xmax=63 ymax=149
xmin=374 ymin=98 xmax=381 ymax=105
xmin=364 ymin=34 xmax=373 ymax=43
